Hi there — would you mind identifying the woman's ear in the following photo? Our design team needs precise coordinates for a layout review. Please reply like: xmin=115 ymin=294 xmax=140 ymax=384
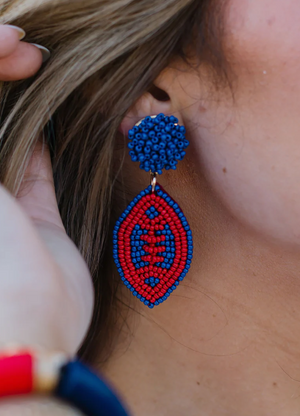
xmin=119 ymin=60 xmax=194 ymax=135
xmin=118 ymin=63 xmax=187 ymax=135
xmin=119 ymin=90 xmax=172 ymax=135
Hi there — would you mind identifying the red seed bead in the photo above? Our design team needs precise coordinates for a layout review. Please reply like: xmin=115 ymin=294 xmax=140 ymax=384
xmin=0 ymin=353 xmax=34 ymax=397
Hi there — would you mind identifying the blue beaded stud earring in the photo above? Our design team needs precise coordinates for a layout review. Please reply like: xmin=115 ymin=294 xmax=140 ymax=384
xmin=113 ymin=113 xmax=193 ymax=308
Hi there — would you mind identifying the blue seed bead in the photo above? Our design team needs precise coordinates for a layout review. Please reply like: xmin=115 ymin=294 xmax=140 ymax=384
xmin=128 ymin=113 xmax=188 ymax=172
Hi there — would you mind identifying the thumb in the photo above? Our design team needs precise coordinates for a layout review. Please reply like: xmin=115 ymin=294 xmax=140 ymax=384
xmin=15 ymin=137 xmax=94 ymax=352
xmin=16 ymin=137 xmax=65 ymax=231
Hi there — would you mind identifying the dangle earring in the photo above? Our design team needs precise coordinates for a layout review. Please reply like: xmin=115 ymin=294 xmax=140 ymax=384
xmin=113 ymin=113 xmax=193 ymax=308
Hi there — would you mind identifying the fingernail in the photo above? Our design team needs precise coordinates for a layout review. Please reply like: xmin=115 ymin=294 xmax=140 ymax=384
xmin=5 ymin=25 xmax=26 ymax=40
xmin=30 ymin=43 xmax=51 ymax=63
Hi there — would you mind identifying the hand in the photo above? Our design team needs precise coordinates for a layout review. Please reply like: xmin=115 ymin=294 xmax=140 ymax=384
xmin=0 ymin=24 xmax=94 ymax=354
xmin=0 ymin=24 xmax=49 ymax=80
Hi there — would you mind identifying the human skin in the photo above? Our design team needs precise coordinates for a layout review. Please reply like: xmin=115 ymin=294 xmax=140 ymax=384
xmin=0 ymin=25 xmax=93 ymax=415
xmin=2 ymin=1 xmax=300 ymax=415
xmin=105 ymin=1 xmax=300 ymax=415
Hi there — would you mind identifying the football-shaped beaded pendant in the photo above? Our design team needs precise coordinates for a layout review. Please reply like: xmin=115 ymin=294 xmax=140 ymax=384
xmin=113 ymin=114 xmax=193 ymax=308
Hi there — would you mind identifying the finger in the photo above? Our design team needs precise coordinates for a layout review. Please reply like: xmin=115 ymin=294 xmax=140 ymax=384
xmin=0 ymin=178 xmax=93 ymax=353
xmin=0 ymin=25 xmax=25 ymax=59
xmin=0 ymin=41 xmax=43 ymax=81
xmin=16 ymin=139 xmax=94 ymax=350
xmin=16 ymin=138 xmax=65 ymax=232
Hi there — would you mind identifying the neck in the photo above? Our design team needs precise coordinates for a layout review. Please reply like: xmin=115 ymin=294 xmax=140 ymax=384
xmin=100 ymin=172 xmax=300 ymax=416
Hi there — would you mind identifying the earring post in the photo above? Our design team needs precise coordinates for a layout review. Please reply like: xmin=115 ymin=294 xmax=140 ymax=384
xmin=150 ymin=171 xmax=157 ymax=192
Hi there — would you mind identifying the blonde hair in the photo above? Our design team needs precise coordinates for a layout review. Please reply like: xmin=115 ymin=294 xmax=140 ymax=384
xmin=0 ymin=0 xmax=227 ymax=362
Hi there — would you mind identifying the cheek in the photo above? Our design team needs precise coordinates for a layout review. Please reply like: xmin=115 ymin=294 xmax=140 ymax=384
xmin=225 ymin=0 xmax=300 ymax=60
xmin=180 ymin=0 xmax=300 ymax=247
xmin=176 ymin=0 xmax=300 ymax=247
xmin=188 ymin=116 xmax=300 ymax=246
xmin=224 ymin=0 xmax=300 ymax=92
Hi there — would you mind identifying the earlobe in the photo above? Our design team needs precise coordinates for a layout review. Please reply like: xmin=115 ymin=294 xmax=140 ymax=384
xmin=118 ymin=90 xmax=173 ymax=136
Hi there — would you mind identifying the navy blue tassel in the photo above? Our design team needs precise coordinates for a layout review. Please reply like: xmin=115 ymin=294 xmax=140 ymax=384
xmin=54 ymin=360 xmax=131 ymax=416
